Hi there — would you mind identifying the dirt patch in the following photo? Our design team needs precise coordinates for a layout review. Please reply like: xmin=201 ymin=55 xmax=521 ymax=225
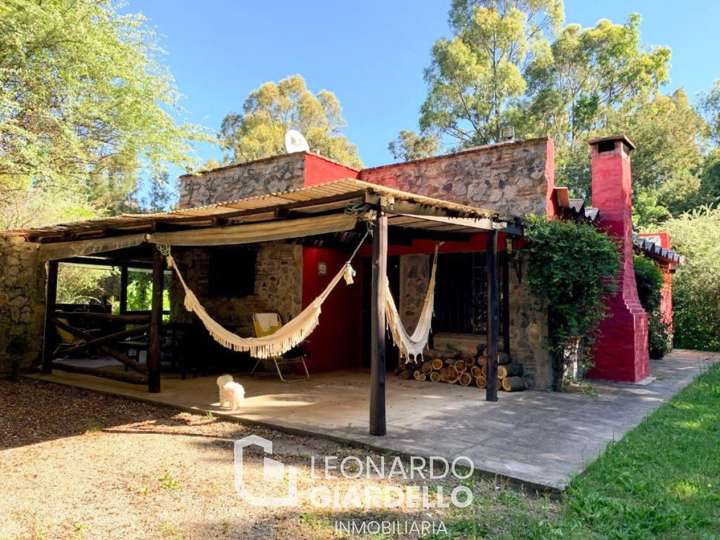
xmin=1 ymin=379 xmax=487 ymax=539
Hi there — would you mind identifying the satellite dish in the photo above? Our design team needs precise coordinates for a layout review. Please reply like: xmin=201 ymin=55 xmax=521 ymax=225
xmin=284 ymin=129 xmax=310 ymax=153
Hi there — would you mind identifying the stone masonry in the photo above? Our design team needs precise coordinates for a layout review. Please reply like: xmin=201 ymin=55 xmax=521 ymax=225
xmin=170 ymin=243 xmax=302 ymax=335
xmin=178 ymin=153 xmax=307 ymax=209
xmin=359 ymin=138 xmax=554 ymax=217
xmin=0 ymin=237 xmax=46 ymax=376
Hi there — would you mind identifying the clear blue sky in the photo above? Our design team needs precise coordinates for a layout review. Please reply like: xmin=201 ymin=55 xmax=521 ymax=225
xmin=127 ymin=0 xmax=720 ymax=169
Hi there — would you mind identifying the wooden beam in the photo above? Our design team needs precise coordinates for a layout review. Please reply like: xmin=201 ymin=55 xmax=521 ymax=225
xmin=53 ymin=311 xmax=150 ymax=324
xmin=486 ymin=230 xmax=499 ymax=402
xmin=60 ymin=324 xmax=149 ymax=356
xmin=370 ymin=209 xmax=388 ymax=436
xmin=51 ymin=318 xmax=148 ymax=374
xmin=502 ymin=252 xmax=511 ymax=355
xmin=51 ymin=362 xmax=147 ymax=385
xmin=41 ymin=260 xmax=59 ymax=373
xmin=119 ymin=265 xmax=128 ymax=314
xmin=148 ymin=249 xmax=163 ymax=393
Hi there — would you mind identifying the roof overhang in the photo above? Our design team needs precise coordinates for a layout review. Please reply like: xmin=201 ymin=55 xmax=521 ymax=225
xmin=5 ymin=179 xmax=523 ymax=260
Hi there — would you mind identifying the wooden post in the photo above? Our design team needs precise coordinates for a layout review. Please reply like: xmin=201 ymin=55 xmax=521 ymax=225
xmin=502 ymin=250 xmax=511 ymax=355
xmin=119 ymin=265 xmax=128 ymax=314
xmin=370 ymin=209 xmax=388 ymax=436
xmin=148 ymin=250 xmax=163 ymax=393
xmin=486 ymin=230 xmax=499 ymax=401
xmin=41 ymin=260 xmax=59 ymax=374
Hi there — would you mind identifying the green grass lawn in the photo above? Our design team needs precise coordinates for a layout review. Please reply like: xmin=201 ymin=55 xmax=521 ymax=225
xmin=437 ymin=362 xmax=720 ymax=539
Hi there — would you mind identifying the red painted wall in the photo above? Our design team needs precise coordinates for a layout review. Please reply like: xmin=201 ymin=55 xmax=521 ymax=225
xmin=303 ymin=154 xmax=358 ymax=186
xmin=301 ymin=247 xmax=365 ymax=372
xmin=588 ymin=139 xmax=650 ymax=382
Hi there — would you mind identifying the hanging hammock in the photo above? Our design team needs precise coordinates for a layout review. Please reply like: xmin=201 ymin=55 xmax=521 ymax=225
xmin=384 ymin=247 xmax=439 ymax=364
xmin=162 ymin=232 xmax=367 ymax=359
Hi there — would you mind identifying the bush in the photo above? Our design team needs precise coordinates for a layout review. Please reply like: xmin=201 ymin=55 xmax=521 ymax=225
xmin=663 ymin=206 xmax=720 ymax=351
xmin=525 ymin=217 xmax=620 ymax=390
xmin=633 ymin=255 xmax=671 ymax=358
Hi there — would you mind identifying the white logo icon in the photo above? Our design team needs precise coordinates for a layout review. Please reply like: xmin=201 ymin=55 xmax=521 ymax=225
xmin=234 ymin=435 xmax=298 ymax=506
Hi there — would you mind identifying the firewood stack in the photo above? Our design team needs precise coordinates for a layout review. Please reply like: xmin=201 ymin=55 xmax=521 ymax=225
xmin=397 ymin=349 xmax=528 ymax=391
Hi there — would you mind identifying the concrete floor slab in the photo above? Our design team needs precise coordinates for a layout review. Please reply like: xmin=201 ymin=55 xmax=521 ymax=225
xmin=29 ymin=349 xmax=718 ymax=490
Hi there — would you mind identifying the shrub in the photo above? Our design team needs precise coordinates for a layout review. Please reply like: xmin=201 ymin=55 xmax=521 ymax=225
xmin=525 ymin=217 xmax=620 ymax=390
xmin=662 ymin=206 xmax=720 ymax=351
xmin=633 ymin=255 xmax=671 ymax=358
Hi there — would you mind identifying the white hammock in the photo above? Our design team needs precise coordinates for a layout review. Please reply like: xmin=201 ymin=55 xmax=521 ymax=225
xmin=385 ymin=248 xmax=439 ymax=364
xmin=168 ymin=253 xmax=356 ymax=359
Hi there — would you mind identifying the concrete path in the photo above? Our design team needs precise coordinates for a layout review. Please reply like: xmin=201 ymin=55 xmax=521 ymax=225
xmin=31 ymin=349 xmax=718 ymax=490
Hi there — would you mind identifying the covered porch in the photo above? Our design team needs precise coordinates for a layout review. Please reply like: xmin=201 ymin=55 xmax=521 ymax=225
xmin=29 ymin=179 xmax=524 ymax=436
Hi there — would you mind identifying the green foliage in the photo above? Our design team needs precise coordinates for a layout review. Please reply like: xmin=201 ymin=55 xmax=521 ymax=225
xmin=524 ymin=217 xmax=620 ymax=389
xmin=387 ymin=130 xmax=440 ymax=161
xmin=57 ymin=265 xmax=119 ymax=305
xmin=663 ymin=206 xmax=720 ymax=351
xmin=634 ymin=255 xmax=671 ymax=358
xmin=556 ymin=363 xmax=720 ymax=537
xmin=0 ymin=0 xmax=204 ymax=226
xmin=633 ymin=255 xmax=662 ymax=312
xmin=219 ymin=75 xmax=362 ymax=168
xmin=420 ymin=0 xmax=562 ymax=147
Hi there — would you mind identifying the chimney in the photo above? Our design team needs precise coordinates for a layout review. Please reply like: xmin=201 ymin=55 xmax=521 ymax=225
xmin=587 ymin=135 xmax=650 ymax=382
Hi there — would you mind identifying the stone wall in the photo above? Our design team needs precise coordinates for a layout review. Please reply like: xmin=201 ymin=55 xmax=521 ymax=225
xmin=508 ymin=253 xmax=551 ymax=389
xmin=398 ymin=254 xmax=430 ymax=330
xmin=178 ymin=153 xmax=306 ymax=209
xmin=359 ymin=138 xmax=554 ymax=217
xmin=170 ymin=243 xmax=303 ymax=335
xmin=0 ymin=237 xmax=46 ymax=376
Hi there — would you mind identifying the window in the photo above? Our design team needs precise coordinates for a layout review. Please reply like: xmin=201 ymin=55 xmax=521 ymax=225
xmin=208 ymin=247 xmax=257 ymax=298
xmin=434 ymin=252 xmax=487 ymax=334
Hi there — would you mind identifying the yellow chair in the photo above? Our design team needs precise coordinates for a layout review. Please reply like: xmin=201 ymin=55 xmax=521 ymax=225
xmin=249 ymin=312 xmax=309 ymax=382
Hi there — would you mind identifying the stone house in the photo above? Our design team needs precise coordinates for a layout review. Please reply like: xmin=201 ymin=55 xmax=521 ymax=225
xmin=0 ymin=134 xmax=683 ymax=397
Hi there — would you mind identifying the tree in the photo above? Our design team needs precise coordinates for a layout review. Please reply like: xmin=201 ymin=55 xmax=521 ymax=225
xmin=387 ymin=130 xmax=440 ymax=161
xmin=219 ymin=75 xmax=362 ymax=168
xmin=524 ymin=15 xmax=671 ymax=198
xmin=0 ymin=0 xmax=201 ymax=225
xmin=419 ymin=0 xmax=563 ymax=148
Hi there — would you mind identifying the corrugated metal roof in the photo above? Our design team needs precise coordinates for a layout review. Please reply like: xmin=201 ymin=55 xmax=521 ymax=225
xmin=6 ymin=178 xmax=519 ymax=244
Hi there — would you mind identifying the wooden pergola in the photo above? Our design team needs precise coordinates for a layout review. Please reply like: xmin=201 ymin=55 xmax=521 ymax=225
xmin=17 ymin=179 xmax=523 ymax=436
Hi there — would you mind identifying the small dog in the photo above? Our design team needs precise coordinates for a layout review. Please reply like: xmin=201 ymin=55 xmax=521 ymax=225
xmin=222 ymin=381 xmax=245 ymax=410
xmin=216 ymin=374 xmax=234 ymax=407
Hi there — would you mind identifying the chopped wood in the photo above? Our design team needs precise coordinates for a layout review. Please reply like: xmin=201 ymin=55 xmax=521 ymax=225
xmin=497 ymin=363 xmax=524 ymax=380
xmin=475 ymin=375 xmax=486 ymax=388
xmin=465 ymin=357 xmax=476 ymax=368
xmin=421 ymin=361 xmax=433 ymax=374
xmin=501 ymin=376 xmax=526 ymax=392
xmin=498 ymin=352 xmax=512 ymax=365
xmin=454 ymin=359 xmax=466 ymax=373
xmin=431 ymin=358 xmax=444 ymax=370
xmin=398 ymin=369 xmax=411 ymax=380
xmin=413 ymin=370 xmax=426 ymax=382
xmin=470 ymin=365 xmax=484 ymax=378
xmin=429 ymin=371 xmax=441 ymax=383
xmin=459 ymin=372 xmax=472 ymax=386
xmin=476 ymin=355 xmax=488 ymax=369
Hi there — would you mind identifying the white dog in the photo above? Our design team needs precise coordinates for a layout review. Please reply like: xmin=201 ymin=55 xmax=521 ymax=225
xmin=222 ymin=381 xmax=245 ymax=410
xmin=216 ymin=374 xmax=234 ymax=407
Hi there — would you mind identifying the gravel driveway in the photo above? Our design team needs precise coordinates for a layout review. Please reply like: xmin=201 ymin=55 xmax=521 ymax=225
xmin=1 ymin=379 xmax=463 ymax=539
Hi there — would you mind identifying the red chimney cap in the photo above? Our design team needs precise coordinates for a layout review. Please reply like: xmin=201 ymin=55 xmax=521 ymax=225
xmin=588 ymin=134 xmax=636 ymax=151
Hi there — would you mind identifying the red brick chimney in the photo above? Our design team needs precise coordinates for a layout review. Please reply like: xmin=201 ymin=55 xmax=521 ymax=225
xmin=587 ymin=135 xmax=650 ymax=382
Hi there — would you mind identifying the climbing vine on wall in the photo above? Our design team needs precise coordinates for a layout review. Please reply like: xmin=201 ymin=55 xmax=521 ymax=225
xmin=524 ymin=217 xmax=620 ymax=390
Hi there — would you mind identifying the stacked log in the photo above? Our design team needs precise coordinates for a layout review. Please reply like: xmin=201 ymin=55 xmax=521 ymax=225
xmin=399 ymin=350 xmax=527 ymax=392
